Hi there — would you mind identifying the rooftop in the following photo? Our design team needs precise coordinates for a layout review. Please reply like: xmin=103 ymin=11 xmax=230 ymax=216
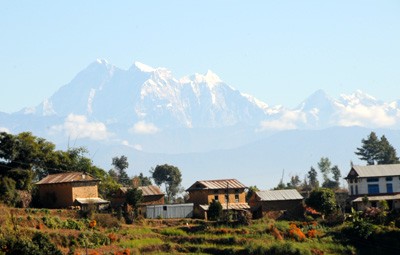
xmin=186 ymin=179 xmax=247 ymax=191
xmin=348 ymin=164 xmax=400 ymax=178
xmin=255 ymin=189 xmax=303 ymax=201
xmin=36 ymin=172 xmax=99 ymax=185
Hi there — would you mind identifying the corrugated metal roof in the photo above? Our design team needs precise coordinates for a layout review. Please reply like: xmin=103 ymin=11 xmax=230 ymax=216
xmin=139 ymin=185 xmax=164 ymax=196
xmin=120 ymin=185 xmax=164 ymax=196
xmin=186 ymin=179 xmax=247 ymax=191
xmin=352 ymin=164 xmax=400 ymax=178
xmin=352 ymin=194 xmax=400 ymax=202
xmin=36 ymin=172 xmax=98 ymax=185
xmin=74 ymin=198 xmax=110 ymax=205
xmin=200 ymin=202 xmax=250 ymax=211
xmin=256 ymin=189 xmax=303 ymax=201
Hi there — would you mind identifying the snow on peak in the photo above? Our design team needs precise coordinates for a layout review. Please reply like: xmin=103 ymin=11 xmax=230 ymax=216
xmin=204 ymin=70 xmax=222 ymax=85
xmin=340 ymin=90 xmax=377 ymax=106
xmin=134 ymin=61 xmax=155 ymax=72
xmin=185 ymin=70 xmax=223 ymax=88
xmin=96 ymin=58 xmax=109 ymax=65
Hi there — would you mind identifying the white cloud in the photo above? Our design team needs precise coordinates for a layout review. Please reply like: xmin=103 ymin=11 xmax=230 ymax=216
xmin=50 ymin=114 xmax=111 ymax=140
xmin=121 ymin=140 xmax=143 ymax=151
xmin=130 ymin=121 xmax=160 ymax=134
xmin=0 ymin=127 xmax=10 ymax=133
xmin=133 ymin=144 xmax=143 ymax=151
xmin=337 ymin=105 xmax=396 ymax=128
xmin=257 ymin=110 xmax=305 ymax=131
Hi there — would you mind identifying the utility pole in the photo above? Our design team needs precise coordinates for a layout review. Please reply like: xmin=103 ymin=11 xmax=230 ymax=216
xmin=226 ymin=181 xmax=229 ymax=211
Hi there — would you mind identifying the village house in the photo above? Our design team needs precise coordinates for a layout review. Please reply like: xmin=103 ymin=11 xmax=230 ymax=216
xmin=111 ymin=185 xmax=165 ymax=208
xmin=248 ymin=189 xmax=304 ymax=219
xmin=36 ymin=172 xmax=109 ymax=210
xmin=186 ymin=179 xmax=250 ymax=219
xmin=345 ymin=164 xmax=400 ymax=210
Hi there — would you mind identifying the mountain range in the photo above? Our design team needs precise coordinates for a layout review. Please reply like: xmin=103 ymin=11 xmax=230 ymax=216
xmin=1 ymin=59 xmax=399 ymax=189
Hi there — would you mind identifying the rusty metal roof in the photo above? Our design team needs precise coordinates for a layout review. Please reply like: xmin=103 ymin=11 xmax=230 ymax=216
xmin=350 ymin=164 xmax=400 ymax=178
xmin=256 ymin=189 xmax=303 ymax=201
xmin=200 ymin=202 xmax=250 ymax=211
xmin=186 ymin=179 xmax=247 ymax=191
xmin=36 ymin=172 xmax=99 ymax=185
xmin=139 ymin=185 xmax=164 ymax=196
xmin=120 ymin=185 xmax=164 ymax=196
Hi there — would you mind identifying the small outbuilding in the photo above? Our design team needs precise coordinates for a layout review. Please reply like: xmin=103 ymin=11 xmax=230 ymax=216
xmin=249 ymin=189 xmax=304 ymax=219
xmin=146 ymin=203 xmax=194 ymax=219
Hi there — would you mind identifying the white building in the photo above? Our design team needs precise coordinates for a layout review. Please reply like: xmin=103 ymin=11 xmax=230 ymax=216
xmin=345 ymin=164 xmax=400 ymax=210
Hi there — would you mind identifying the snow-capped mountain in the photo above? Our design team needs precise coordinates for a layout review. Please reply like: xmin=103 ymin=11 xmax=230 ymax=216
xmin=20 ymin=60 xmax=273 ymax=129
xmin=2 ymin=59 xmax=400 ymax=188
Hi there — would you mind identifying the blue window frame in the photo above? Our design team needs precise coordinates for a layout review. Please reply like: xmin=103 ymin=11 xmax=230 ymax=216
xmin=355 ymin=185 xmax=358 ymax=195
xmin=368 ymin=184 xmax=380 ymax=194
xmin=386 ymin=177 xmax=393 ymax=181
xmin=387 ymin=183 xmax=393 ymax=193
xmin=367 ymin=178 xmax=379 ymax=182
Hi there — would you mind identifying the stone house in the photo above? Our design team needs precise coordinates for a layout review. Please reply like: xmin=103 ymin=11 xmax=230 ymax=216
xmin=186 ymin=179 xmax=250 ymax=219
xmin=345 ymin=164 xmax=400 ymax=210
xmin=248 ymin=189 xmax=304 ymax=219
xmin=36 ymin=172 xmax=109 ymax=209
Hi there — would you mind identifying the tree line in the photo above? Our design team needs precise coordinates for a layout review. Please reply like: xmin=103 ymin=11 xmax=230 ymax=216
xmin=0 ymin=131 xmax=183 ymax=207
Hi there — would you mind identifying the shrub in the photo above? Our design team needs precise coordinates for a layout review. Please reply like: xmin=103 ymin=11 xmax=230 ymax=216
xmin=0 ymin=232 xmax=63 ymax=255
xmin=288 ymin=223 xmax=306 ymax=241
xmin=94 ymin=213 xmax=121 ymax=228
xmin=0 ymin=177 xmax=20 ymax=207
xmin=208 ymin=200 xmax=223 ymax=221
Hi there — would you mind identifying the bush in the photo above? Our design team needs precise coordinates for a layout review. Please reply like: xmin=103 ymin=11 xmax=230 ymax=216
xmin=94 ymin=213 xmax=121 ymax=228
xmin=208 ymin=200 xmax=223 ymax=221
xmin=0 ymin=177 xmax=20 ymax=207
xmin=0 ymin=232 xmax=63 ymax=255
xmin=245 ymin=241 xmax=311 ymax=255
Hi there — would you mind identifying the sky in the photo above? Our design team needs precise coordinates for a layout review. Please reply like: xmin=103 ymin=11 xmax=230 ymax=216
xmin=1 ymin=1 xmax=400 ymax=113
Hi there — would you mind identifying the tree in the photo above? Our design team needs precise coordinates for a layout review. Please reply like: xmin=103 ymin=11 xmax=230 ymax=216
xmin=125 ymin=187 xmax=143 ymax=218
xmin=318 ymin=157 xmax=331 ymax=183
xmin=151 ymin=164 xmax=182 ymax=203
xmin=331 ymin=165 xmax=341 ymax=188
xmin=134 ymin=173 xmax=152 ymax=186
xmin=317 ymin=157 xmax=341 ymax=189
xmin=288 ymin=175 xmax=301 ymax=189
xmin=307 ymin=167 xmax=319 ymax=190
xmin=112 ymin=155 xmax=131 ymax=186
xmin=0 ymin=177 xmax=20 ymax=206
xmin=355 ymin=132 xmax=381 ymax=165
xmin=355 ymin=132 xmax=399 ymax=165
xmin=208 ymin=199 xmax=223 ymax=221
xmin=305 ymin=188 xmax=337 ymax=218
xmin=246 ymin=185 xmax=259 ymax=202
xmin=377 ymin=135 xmax=399 ymax=164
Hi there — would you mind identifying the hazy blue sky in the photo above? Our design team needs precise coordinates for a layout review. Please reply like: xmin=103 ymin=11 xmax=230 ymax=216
xmin=1 ymin=1 xmax=399 ymax=113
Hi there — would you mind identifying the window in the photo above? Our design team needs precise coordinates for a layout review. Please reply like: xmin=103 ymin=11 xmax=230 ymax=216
xmin=225 ymin=194 xmax=229 ymax=202
xmin=367 ymin=178 xmax=379 ymax=182
xmin=355 ymin=185 xmax=358 ymax=195
xmin=350 ymin=186 xmax=354 ymax=195
xmin=235 ymin=194 xmax=239 ymax=203
xmin=368 ymin=184 xmax=380 ymax=194
xmin=387 ymin=183 xmax=393 ymax=193
xmin=163 ymin=206 xmax=167 ymax=211
xmin=214 ymin=195 xmax=219 ymax=201
xmin=386 ymin=177 xmax=393 ymax=181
